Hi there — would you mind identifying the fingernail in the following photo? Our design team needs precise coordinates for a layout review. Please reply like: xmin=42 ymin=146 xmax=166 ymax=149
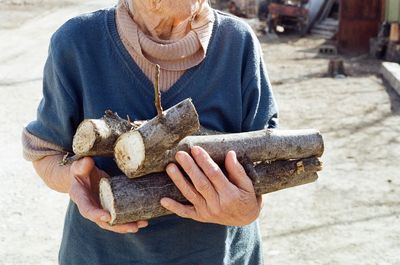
xmin=192 ymin=146 xmax=200 ymax=155
xmin=138 ymin=222 xmax=148 ymax=228
xmin=100 ymin=216 xmax=109 ymax=222
xmin=231 ymin=151 xmax=237 ymax=161
xmin=175 ymin=151 xmax=184 ymax=161
xmin=231 ymin=150 xmax=237 ymax=158
xmin=167 ymin=165 xmax=176 ymax=175
xmin=76 ymin=159 xmax=86 ymax=173
xmin=127 ymin=229 xmax=135 ymax=233
xmin=160 ymin=198 xmax=169 ymax=207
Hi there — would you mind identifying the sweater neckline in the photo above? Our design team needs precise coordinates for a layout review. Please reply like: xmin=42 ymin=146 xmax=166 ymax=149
xmin=106 ymin=7 xmax=219 ymax=105
xmin=116 ymin=3 xmax=207 ymax=71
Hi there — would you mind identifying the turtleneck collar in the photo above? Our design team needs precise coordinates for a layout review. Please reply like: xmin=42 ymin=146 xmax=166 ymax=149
xmin=116 ymin=1 xmax=214 ymax=71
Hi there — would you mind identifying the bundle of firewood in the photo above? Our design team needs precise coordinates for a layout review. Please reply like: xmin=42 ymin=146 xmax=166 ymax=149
xmin=66 ymin=98 xmax=323 ymax=225
xmin=65 ymin=67 xmax=324 ymax=225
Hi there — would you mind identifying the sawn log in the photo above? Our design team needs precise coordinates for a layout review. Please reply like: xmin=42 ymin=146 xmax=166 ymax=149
xmin=114 ymin=128 xmax=324 ymax=178
xmin=114 ymin=98 xmax=200 ymax=178
xmin=99 ymin=157 xmax=322 ymax=225
xmin=71 ymin=110 xmax=134 ymax=158
xmin=64 ymin=98 xmax=200 ymax=165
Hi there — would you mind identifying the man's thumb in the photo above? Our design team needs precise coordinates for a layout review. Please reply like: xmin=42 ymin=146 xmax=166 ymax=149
xmin=71 ymin=157 xmax=95 ymax=176
xmin=225 ymin=151 xmax=253 ymax=192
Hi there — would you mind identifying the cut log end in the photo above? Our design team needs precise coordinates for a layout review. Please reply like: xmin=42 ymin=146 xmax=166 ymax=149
xmin=114 ymin=131 xmax=145 ymax=175
xmin=99 ymin=178 xmax=117 ymax=224
xmin=72 ymin=120 xmax=97 ymax=154
xmin=114 ymin=98 xmax=200 ymax=178
xmin=100 ymin=157 xmax=322 ymax=224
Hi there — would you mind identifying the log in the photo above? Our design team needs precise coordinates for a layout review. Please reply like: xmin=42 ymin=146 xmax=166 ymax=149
xmin=71 ymin=110 xmax=135 ymax=157
xmin=63 ymin=117 xmax=212 ymax=166
xmin=114 ymin=128 xmax=324 ymax=178
xmin=328 ymin=59 xmax=346 ymax=78
xmin=114 ymin=98 xmax=200 ymax=178
xmin=61 ymin=123 xmax=214 ymax=166
xmin=100 ymin=157 xmax=322 ymax=225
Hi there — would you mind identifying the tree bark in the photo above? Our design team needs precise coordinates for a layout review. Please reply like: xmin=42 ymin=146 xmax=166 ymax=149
xmin=100 ymin=157 xmax=322 ymax=225
xmin=63 ymin=110 xmax=211 ymax=165
xmin=114 ymin=128 xmax=324 ymax=178
xmin=114 ymin=98 xmax=200 ymax=178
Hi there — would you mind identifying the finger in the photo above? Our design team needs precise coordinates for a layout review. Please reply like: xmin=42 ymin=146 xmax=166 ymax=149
xmin=71 ymin=182 xmax=142 ymax=233
xmin=166 ymin=164 xmax=201 ymax=205
xmin=70 ymin=174 xmax=145 ymax=234
xmin=137 ymin=220 xmax=149 ymax=228
xmin=191 ymin=146 xmax=231 ymax=193
xmin=97 ymin=221 xmax=140 ymax=234
xmin=71 ymin=157 xmax=95 ymax=177
xmin=225 ymin=151 xmax=254 ymax=193
xmin=175 ymin=151 xmax=217 ymax=201
xmin=69 ymin=178 xmax=111 ymax=223
xmin=160 ymin=198 xmax=199 ymax=221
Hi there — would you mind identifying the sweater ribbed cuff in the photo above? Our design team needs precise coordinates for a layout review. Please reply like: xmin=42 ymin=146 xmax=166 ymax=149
xmin=22 ymin=128 xmax=65 ymax=161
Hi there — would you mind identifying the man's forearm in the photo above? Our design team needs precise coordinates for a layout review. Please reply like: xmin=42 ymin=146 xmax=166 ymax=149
xmin=33 ymin=155 xmax=72 ymax=193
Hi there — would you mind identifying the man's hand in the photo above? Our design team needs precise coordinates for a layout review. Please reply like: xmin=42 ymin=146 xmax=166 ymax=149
xmin=69 ymin=157 xmax=148 ymax=233
xmin=160 ymin=146 xmax=262 ymax=226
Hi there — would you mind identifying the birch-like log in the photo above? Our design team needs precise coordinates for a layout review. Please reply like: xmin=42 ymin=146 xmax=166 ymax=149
xmin=114 ymin=129 xmax=324 ymax=178
xmin=64 ymin=112 xmax=210 ymax=165
xmin=71 ymin=110 xmax=135 ymax=158
xmin=114 ymin=98 xmax=200 ymax=178
xmin=100 ymin=157 xmax=322 ymax=225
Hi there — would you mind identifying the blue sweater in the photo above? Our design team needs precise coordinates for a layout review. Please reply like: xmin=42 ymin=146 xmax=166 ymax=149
xmin=27 ymin=7 xmax=278 ymax=265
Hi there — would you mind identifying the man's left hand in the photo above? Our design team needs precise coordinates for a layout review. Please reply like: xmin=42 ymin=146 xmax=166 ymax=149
xmin=160 ymin=146 xmax=262 ymax=226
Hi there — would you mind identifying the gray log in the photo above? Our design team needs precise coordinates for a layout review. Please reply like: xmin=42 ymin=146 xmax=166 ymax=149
xmin=114 ymin=98 xmax=200 ymax=178
xmin=175 ymin=129 xmax=324 ymax=163
xmin=71 ymin=110 xmax=135 ymax=157
xmin=115 ymin=128 xmax=324 ymax=178
xmin=99 ymin=157 xmax=322 ymax=225
xmin=62 ymin=109 xmax=210 ymax=165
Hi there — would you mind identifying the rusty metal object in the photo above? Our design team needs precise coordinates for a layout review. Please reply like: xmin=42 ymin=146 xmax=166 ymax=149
xmin=267 ymin=1 xmax=309 ymax=34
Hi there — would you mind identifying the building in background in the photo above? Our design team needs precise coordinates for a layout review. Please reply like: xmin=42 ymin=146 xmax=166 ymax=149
xmin=381 ymin=0 xmax=400 ymax=61
xmin=385 ymin=0 xmax=400 ymax=23
xmin=337 ymin=0 xmax=384 ymax=54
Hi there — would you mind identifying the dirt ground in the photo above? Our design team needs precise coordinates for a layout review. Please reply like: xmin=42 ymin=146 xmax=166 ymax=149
xmin=0 ymin=1 xmax=399 ymax=264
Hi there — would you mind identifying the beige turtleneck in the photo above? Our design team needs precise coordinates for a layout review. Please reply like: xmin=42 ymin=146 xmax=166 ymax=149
xmin=116 ymin=0 xmax=215 ymax=91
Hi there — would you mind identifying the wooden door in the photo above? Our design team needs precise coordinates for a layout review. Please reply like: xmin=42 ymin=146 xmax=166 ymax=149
xmin=338 ymin=0 xmax=385 ymax=53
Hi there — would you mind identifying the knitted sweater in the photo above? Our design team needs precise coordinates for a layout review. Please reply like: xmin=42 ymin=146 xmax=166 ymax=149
xmin=24 ymin=6 xmax=278 ymax=265
xmin=23 ymin=1 xmax=214 ymax=161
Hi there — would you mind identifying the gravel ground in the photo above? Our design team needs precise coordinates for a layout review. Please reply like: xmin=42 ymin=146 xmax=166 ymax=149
xmin=258 ymin=35 xmax=400 ymax=265
xmin=0 ymin=1 xmax=399 ymax=264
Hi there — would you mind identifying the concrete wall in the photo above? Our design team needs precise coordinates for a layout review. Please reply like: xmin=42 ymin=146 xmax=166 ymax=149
xmin=386 ymin=0 xmax=400 ymax=22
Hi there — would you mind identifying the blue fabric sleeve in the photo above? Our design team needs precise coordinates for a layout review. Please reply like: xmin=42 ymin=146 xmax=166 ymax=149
xmin=241 ymin=37 xmax=278 ymax=131
xmin=25 ymin=38 xmax=82 ymax=151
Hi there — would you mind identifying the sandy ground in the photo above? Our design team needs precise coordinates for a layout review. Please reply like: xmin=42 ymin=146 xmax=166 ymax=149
xmin=0 ymin=1 xmax=399 ymax=264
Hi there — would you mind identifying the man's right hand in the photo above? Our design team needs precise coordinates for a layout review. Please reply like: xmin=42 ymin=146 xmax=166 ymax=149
xmin=68 ymin=157 xmax=148 ymax=234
